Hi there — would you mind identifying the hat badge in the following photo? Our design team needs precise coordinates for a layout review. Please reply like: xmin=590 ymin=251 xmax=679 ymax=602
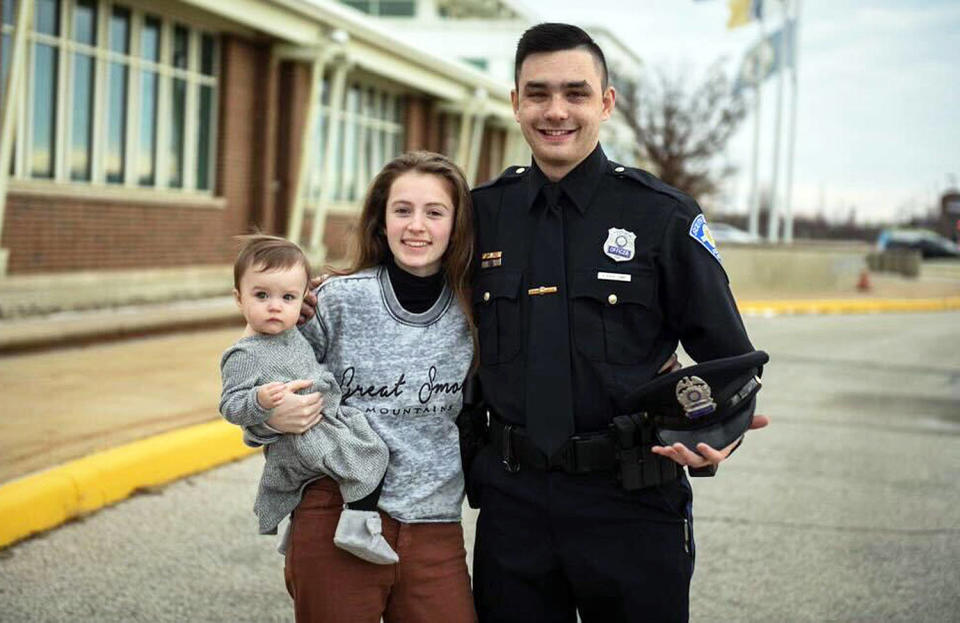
xmin=675 ymin=376 xmax=716 ymax=419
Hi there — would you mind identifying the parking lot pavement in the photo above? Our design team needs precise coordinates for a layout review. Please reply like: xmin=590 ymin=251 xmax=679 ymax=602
xmin=1 ymin=312 xmax=958 ymax=622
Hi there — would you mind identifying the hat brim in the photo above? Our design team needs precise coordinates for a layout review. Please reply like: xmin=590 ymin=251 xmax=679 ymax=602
xmin=655 ymin=395 xmax=756 ymax=454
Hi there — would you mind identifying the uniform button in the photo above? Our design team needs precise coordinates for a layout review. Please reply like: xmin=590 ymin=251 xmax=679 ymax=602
xmin=608 ymin=294 xmax=618 ymax=305
xmin=483 ymin=291 xmax=491 ymax=302
xmin=515 ymin=167 xmax=526 ymax=174
xmin=614 ymin=166 xmax=625 ymax=173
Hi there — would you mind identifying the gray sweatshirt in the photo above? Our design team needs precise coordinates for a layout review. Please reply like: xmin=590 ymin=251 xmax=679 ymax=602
xmin=220 ymin=329 xmax=389 ymax=534
xmin=245 ymin=266 xmax=474 ymax=523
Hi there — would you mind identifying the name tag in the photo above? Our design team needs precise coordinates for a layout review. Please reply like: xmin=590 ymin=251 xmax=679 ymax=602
xmin=597 ymin=271 xmax=631 ymax=282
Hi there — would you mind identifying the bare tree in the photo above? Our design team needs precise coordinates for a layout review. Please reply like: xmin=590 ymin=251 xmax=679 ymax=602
xmin=613 ymin=60 xmax=746 ymax=202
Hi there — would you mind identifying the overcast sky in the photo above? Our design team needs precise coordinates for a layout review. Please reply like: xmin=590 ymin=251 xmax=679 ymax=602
xmin=515 ymin=0 xmax=959 ymax=224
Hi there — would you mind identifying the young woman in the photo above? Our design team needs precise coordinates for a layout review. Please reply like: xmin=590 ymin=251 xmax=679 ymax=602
xmin=251 ymin=151 xmax=477 ymax=622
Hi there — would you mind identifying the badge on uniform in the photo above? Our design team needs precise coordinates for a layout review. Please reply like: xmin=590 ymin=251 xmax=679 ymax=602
xmin=689 ymin=214 xmax=721 ymax=264
xmin=603 ymin=228 xmax=636 ymax=262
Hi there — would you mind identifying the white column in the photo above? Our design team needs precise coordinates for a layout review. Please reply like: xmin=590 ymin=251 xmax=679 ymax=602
xmin=455 ymin=107 xmax=472 ymax=171
xmin=508 ymin=128 xmax=527 ymax=167
xmin=353 ymin=87 xmax=370 ymax=201
xmin=464 ymin=89 xmax=487 ymax=184
xmin=0 ymin=0 xmax=36 ymax=274
xmin=747 ymin=11 xmax=766 ymax=239
xmin=308 ymin=56 xmax=349 ymax=254
xmin=766 ymin=0 xmax=789 ymax=243
xmin=287 ymin=51 xmax=327 ymax=245
xmin=783 ymin=0 xmax=802 ymax=244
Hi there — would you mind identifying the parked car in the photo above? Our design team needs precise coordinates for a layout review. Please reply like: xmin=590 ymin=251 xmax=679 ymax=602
xmin=708 ymin=222 xmax=762 ymax=244
xmin=877 ymin=229 xmax=960 ymax=259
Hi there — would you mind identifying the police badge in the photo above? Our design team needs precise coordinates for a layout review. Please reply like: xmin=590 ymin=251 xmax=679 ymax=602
xmin=675 ymin=376 xmax=717 ymax=420
xmin=603 ymin=227 xmax=636 ymax=262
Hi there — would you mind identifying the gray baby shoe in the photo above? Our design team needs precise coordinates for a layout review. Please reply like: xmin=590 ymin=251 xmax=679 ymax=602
xmin=333 ymin=509 xmax=399 ymax=565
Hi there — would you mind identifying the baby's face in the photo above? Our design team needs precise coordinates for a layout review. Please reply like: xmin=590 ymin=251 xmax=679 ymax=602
xmin=235 ymin=264 xmax=307 ymax=335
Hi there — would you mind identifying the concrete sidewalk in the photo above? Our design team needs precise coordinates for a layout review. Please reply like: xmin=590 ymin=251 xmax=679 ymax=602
xmin=2 ymin=278 xmax=959 ymax=548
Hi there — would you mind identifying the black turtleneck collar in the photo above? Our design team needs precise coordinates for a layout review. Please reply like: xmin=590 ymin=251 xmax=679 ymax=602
xmin=385 ymin=256 xmax=445 ymax=314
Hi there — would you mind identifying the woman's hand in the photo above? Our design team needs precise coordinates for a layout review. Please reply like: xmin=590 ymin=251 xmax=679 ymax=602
xmin=298 ymin=276 xmax=326 ymax=326
xmin=264 ymin=379 xmax=325 ymax=433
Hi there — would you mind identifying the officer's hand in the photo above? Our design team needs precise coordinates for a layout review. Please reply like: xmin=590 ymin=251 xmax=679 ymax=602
xmin=651 ymin=414 xmax=770 ymax=468
xmin=651 ymin=440 xmax=732 ymax=469
xmin=297 ymin=276 xmax=326 ymax=326
xmin=264 ymin=379 xmax=324 ymax=433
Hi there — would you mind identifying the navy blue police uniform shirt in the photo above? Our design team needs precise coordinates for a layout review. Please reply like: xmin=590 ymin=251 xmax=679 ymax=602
xmin=471 ymin=144 xmax=755 ymax=434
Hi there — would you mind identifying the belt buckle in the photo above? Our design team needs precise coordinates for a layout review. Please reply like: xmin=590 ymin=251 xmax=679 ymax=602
xmin=501 ymin=424 xmax=520 ymax=473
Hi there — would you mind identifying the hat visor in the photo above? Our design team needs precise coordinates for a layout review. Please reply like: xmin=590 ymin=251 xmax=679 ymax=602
xmin=655 ymin=395 xmax=756 ymax=455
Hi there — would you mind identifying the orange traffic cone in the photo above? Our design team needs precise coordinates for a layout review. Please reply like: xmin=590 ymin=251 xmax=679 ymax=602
xmin=856 ymin=270 xmax=871 ymax=293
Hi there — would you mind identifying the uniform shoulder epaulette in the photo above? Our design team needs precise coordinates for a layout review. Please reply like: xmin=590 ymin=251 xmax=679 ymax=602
xmin=608 ymin=161 xmax=701 ymax=216
xmin=472 ymin=165 xmax=529 ymax=192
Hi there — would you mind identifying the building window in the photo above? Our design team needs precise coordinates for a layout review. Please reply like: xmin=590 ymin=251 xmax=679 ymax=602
xmin=30 ymin=0 xmax=59 ymax=178
xmin=168 ymin=23 xmax=187 ymax=188
xmin=137 ymin=14 xmax=159 ymax=186
xmin=3 ymin=0 xmax=219 ymax=192
xmin=461 ymin=57 xmax=488 ymax=71
xmin=340 ymin=0 xmax=415 ymax=18
xmin=70 ymin=0 xmax=96 ymax=181
xmin=304 ymin=75 xmax=405 ymax=205
xmin=106 ymin=5 xmax=129 ymax=183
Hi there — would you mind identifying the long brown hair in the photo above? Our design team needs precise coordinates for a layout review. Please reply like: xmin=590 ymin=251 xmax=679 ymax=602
xmin=335 ymin=151 xmax=477 ymax=351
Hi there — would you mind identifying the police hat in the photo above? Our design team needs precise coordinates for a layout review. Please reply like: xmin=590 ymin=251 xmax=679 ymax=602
xmin=623 ymin=351 xmax=769 ymax=454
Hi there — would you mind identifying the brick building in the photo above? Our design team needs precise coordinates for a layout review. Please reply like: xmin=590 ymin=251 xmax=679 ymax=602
xmin=0 ymin=0 xmax=520 ymax=314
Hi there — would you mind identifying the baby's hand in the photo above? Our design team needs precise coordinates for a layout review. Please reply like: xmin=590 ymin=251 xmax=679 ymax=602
xmin=257 ymin=382 xmax=287 ymax=409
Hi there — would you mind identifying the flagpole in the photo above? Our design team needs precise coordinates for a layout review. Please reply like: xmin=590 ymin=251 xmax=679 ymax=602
xmin=766 ymin=0 xmax=788 ymax=242
xmin=746 ymin=9 xmax=765 ymax=239
xmin=783 ymin=0 xmax=802 ymax=243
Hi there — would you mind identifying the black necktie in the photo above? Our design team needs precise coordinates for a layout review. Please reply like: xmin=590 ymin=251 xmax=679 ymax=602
xmin=525 ymin=183 xmax=575 ymax=457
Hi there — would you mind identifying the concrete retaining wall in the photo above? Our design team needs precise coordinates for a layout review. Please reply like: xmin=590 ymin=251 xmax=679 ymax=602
xmin=0 ymin=243 xmax=882 ymax=318
xmin=721 ymin=243 xmax=870 ymax=298
xmin=0 ymin=265 xmax=233 ymax=318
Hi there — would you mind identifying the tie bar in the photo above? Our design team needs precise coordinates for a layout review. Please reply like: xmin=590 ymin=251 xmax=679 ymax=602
xmin=528 ymin=286 xmax=559 ymax=296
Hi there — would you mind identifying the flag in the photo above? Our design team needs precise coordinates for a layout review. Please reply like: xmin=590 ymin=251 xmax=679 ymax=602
xmin=727 ymin=0 xmax=763 ymax=29
xmin=733 ymin=19 xmax=795 ymax=94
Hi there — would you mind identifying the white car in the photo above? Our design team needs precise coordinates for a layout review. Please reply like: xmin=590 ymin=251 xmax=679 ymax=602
xmin=707 ymin=222 xmax=761 ymax=244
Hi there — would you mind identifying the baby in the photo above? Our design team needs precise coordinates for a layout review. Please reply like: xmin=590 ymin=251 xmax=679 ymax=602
xmin=219 ymin=234 xmax=396 ymax=564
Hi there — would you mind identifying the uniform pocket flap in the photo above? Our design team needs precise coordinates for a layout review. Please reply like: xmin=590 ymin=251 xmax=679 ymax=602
xmin=570 ymin=269 xmax=654 ymax=307
xmin=474 ymin=269 xmax=523 ymax=303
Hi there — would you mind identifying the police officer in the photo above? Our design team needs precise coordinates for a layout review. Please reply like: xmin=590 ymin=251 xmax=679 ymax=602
xmin=467 ymin=23 xmax=767 ymax=623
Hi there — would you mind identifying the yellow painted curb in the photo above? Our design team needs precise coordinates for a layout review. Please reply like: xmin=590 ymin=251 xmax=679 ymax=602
xmin=738 ymin=297 xmax=960 ymax=316
xmin=0 ymin=420 xmax=257 ymax=549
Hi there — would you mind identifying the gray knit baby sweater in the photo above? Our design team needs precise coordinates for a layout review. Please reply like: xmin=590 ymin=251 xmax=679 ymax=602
xmin=245 ymin=266 xmax=474 ymax=523
xmin=220 ymin=329 xmax=389 ymax=534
